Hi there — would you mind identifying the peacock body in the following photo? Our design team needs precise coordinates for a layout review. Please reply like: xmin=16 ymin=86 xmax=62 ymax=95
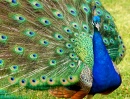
xmin=0 ymin=0 xmax=125 ymax=99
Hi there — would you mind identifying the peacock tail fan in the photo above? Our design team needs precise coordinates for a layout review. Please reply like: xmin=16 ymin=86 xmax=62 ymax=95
xmin=0 ymin=0 xmax=125 ymax=98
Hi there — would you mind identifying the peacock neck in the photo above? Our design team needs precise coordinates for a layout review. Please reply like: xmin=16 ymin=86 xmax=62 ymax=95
xmin=89 ymin=28 xmax=122 ymax=94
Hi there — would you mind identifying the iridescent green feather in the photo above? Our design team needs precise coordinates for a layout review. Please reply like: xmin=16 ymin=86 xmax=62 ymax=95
xmin=0 ymin=0 xmax=125 ymax=98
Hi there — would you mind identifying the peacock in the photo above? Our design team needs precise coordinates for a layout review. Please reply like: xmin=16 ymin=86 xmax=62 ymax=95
xmin=0 ymin=0 xmax=125 ymax=99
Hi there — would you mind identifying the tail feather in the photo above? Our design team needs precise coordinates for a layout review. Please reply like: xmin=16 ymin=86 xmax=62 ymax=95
xmin=0 ymin=0 xmax=125 ymax=98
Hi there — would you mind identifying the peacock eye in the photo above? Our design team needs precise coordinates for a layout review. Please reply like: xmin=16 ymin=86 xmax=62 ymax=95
xmin=96 ymin=1 xmax=100 ymax=5
xmin=13 ymin=66 xmax=16 ymax=69
xmin=71 ymin=38 xmax=75 ymax=42
xmin=62 ymin=79 xmax=66 ymax=82
xmin=21 ymin=79 xmax=26 ymax=83
xmin=33 ymin=54 xmax=36 ymax=57
xmin=54 ymin=33 xmax=63 ymax=40
xmin=97 ymin=11 xmax=100 ymax=14
xmin=118 ymin=36 xmax=121 ymax=39
xmin=107 ymin=15 xmax=110 ymax=18
xmin=71 ymin=10 xmax=75 ymax=14
xmin=57 ymin=13 xmax=61 ymax=17
xmin=35 ymin=3 xmax=40 ymax=7
xmin=0 ymin=59 xmax=4 ymax=66
xmin=56 ymin=48 xmax=64 ymax=55
xmin=49 ymin=78 xmax=53 ymax=82
xmin=71 ymin=22 xmax=79 ymax=29
xmin=69 ymin=53 xmax=76 ymax=59
xmin=95 ymin=0 xmax=102 ymax=6
xmin=19 ymin=16 xmax=24 ymax=20
xmin=63 ymin=26 xmax=72 ymax=34
xmin=44 ymin=41 xmax=47 ymax=44
xmin=29 ymin=53 xmax=38 ymax=61
xmin=90 ymin=35 xmax=93 ymax=38
xmin=84 ymin=26 xmax=87 ymax=29
xmin=81 ymin=3 xmax=91 ymax=15
xmin=74 ymin=25 xmax=77 ymax=27
xmin=10 ymin=65 xmax=19 ymax=72
xmin=12 ymin=0 xmax=17 ymax=3
xmin=67 ymin=29 xmax=70 ymax=32
xmin=84 ymin=8 xmax=88 ymax=11
xmin=66 ymin=43 xmax=72 ymax=48
xmin=22 ymin=80 xmax=25 ymax=83
xmin=0 ymin=34 xmax=8 ymax=43
xmin=49 ymin=60 xmax=57 ymax=66
xmin=11 ymin=77 xmax=15 ymax=81
xmin=58 ymin=35 xmax=61 ymax=38
xmin=74 ymin=33 xmax=79 ymax=37
xmin=59 ymin=49 xmax=62 ymax=52
xmin=42 ymin=76 xmax=46 ymax=80
xmin=69 ymin=62 xmax=75 ymax=68
xmin=1 ymin=35 xmax=6 ymax=39
xmin=29 ymin=31 xmax=33 ymax=35
xmin=123 ymin=45 xmax=125 ymax=48
xmin=33 ymin=54 xmax=37 ymax=57
xmin=45 ymin=20 xmax=49 ymax=24
xmin=32 ymin=79 xmax=36 ymax=83
xmin=39 ymin=39 xmax=49 ymax=47
xmin=18 ymin=47 xmax=22 ymax=51
xmin=14 ymin=46 xmax=24 ymax=55
xmin=69 ymin=76 xmax=73 ymax=80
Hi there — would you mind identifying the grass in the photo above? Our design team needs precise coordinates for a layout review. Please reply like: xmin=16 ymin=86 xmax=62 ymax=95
xmin=1 ymin=0 xmax=130 ymax=99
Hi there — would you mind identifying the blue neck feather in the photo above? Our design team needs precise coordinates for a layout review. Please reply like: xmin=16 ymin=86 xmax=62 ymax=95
xmin=89 ymin=28 xmax=122 ymax=94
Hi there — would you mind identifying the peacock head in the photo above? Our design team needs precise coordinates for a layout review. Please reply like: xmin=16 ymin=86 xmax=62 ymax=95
xmin=92 ymin=15 xmax=101 ymax=31
xmin=92 ymin=6 xmax=101 ymax=31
